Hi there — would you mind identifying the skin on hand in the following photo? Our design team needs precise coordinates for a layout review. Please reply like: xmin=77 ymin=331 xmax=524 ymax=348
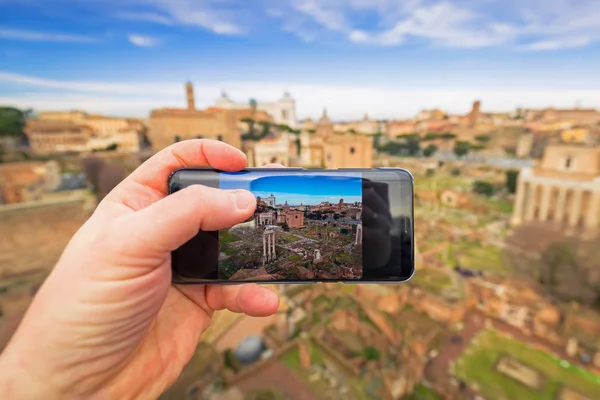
xmin=0 ymin=140 xmax=281 ymax=400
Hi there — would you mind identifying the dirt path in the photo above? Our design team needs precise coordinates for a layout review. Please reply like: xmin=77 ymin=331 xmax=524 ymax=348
xmin=425 ymin=312 xmax=485 ymax=384
xmin=235 ymin=361 xmax=318 ymax=400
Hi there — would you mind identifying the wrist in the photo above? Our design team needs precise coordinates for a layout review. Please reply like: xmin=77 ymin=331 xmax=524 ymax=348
xmin=0 ymin=348 xmax=65 ymax=399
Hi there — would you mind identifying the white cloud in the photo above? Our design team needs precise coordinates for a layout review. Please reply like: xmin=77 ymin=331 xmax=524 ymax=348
xmin=0 ymin=27 xmax=96 ymax=43
xmin=117 ymin=11 xmax=173 ymax=25
xmin=127 ymin=34 xmax=159 ymax=47
xmin=271 ymin=0 xmax=600 ymax=50
xmin=140 ymin=0 xmax=244 ymax=35
xmin=292 ymin=0 xmax=347 ymax=31
xmin=2 ymin=72 xmax=600 ymax=120
xmin=522 ymin=36 xmax=592 ymax=51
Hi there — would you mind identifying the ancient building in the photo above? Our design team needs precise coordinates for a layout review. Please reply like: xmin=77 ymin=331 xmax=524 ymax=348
xmin=26 ymin=112 xmax=144 ymax=154
xmin=244 ymin=131 xmax=294 ymax=167
xmin=385 ymin=120 xmax=417 ymax=139
xmin=214 ymin=91 xmax=297 ymax=128
xmin=278 ymin=210 xmax=304 ymax=228
xmin=148 ymin=83 xmax=246 ymax=150
xmin=511 ymin=144 xmax=600 ymax=235
xmin=24 ymin=120 xmax=92 ymax=154
xmin=333 ymin=113 xmax=381 ymax=135
xmin=526 ymin=108 xmax=600 ymax=125
xmin=298 ymin=109 xmax=374 ymax=168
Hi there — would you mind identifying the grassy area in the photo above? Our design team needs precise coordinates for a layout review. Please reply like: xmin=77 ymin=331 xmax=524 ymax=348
xmin=279 ymin=232 xmax=300 ymax=243
xmin=403 ymin=384 xmax=443 ymax=400
xmin=220 ymin=230 xmax=241 ymax=245
xmin=410 ymin=267 xmax=465 ymax=302
xmin=414 ymin=173 xmax=473 ymax=192
xmin=454 ymin=329 xmax=600 ymax=400
xmin=456 ymin=243 xmax=510 ymax=273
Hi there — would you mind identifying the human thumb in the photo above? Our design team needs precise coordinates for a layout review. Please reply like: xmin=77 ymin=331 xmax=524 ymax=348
xmin=117 ymin=184 xmax=256 ymax=256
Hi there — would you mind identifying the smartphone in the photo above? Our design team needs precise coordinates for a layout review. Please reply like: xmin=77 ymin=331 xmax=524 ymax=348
xmin=168 ymin=168 xmax=414 ymax=284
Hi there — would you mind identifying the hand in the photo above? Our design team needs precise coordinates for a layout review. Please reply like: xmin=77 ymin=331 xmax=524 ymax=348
xmin=0 ymin=140 xmax=281 ymax=399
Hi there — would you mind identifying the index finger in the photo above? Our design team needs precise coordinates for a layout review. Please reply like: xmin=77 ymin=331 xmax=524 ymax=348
xmin=105 ymin=139 xmax=247 ymax=205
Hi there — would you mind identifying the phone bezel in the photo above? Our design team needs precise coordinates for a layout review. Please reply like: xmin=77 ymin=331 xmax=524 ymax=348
xmin=168 ymin=167 xmax=415 ymax=285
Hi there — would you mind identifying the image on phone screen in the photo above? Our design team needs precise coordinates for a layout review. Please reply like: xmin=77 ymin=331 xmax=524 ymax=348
xmin=219 ymin=172 xmax=364 ymax=281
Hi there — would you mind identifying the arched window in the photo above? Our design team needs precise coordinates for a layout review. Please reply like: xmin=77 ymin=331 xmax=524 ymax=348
xmin=350 ymin=147 xmax=356 ymax=154
xmin=174 ymin=135 xmax=181 ymax=143
xmin=217 ymin=134 xmax=223 ymax=141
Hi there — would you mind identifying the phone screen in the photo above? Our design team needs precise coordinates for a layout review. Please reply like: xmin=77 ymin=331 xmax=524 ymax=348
xmin=169 ymin=168 xmax=414 ymax=283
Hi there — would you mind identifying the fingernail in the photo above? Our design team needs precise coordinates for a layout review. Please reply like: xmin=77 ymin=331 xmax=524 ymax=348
xmin=233 ymin=190 xmax=254 ymax=211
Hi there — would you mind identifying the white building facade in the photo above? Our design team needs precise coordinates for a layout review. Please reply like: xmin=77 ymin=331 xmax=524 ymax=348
xmin=214 ymin=92 xmax=297 ymax=128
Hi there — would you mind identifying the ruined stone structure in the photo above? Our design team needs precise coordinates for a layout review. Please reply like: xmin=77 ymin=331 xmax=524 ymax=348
xmin=355 ymin=223 xmax=363 ymax=245
xmin=256 ymin=212 xmax=275 ymax=226
xmin=314 ymin=249 xmax=321 ymax=263
xmin=263 ymin=229 xmax=276 ymax=264
xmin=511 ymin=144 xmax=600 ymax=235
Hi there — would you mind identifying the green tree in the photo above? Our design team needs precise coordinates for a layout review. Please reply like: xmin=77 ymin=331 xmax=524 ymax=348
xmin=105 ymin=143 xmax=118 ymax=151
xmin=241 ymin=117 xmax=256 ymax=139
xmin=472 ymin=180 xmax=495 ymax=197
xmin=373 ymin=132 xmax=383 ymax=149
xmin=405 ymin=135 xmax=421 ymax=156
xmin=423 ymin=144 xmax=438 ymax=157
xmin=475 ymin=134 xmax=490 ymax=143
xmin=276 ymin=124 xmax=293 ymax=132
xmin=379 ymin=141 xmax=404 ymax=155
xmin=505 ymin=170 xmax=519 ymax=194
xmin=260 ymin=121 xmax=271 ymax=138
xmin=454 ymin=141 xmax=470 ymax=158
xmin=423 ymin=132 xmax=440 ymax=141
xmin=440 ymin=132 xmax=456 ymax=139
xmin=363 ymin=346 xmax=381 ymax=361
xmin=0 ymin=107 xmax=31 ymax=137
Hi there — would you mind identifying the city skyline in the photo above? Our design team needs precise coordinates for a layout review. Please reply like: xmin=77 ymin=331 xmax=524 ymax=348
xmin=1 ymin=1 xmax=600 ymax=118
xmin=220 ymin=173 xmax=362 ymax=206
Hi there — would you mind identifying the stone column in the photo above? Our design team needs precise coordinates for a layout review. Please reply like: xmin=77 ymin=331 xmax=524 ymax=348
xmin=268 ymin=232 xmax=272 ymax=261
xmin=511 ymin=178 xmax=527 ymax=225
xmin=524 ymin=182 xmax=537 ymax=221
xmin=539 ymin=185 xmax=553 ymax=222
xmin=263 ymin=234 xmax=267 ymax=263
xmin=272 ymin=231 xmax=276 ymax=259
xmin=585 ymin=191 xmax=600 ymax=232
xmin=554 ymin=187 xmax=568 ymax=226
xmin=568 ymin=189 xmax=583 ymax=228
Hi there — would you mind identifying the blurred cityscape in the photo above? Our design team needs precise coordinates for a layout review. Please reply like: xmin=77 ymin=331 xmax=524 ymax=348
xmin=1 ymin=83 xmax=600 ymax=400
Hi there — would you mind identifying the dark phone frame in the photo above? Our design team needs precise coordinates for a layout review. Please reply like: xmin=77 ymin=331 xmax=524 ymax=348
xmin=168 ymin=167 xmax=415 ymax=285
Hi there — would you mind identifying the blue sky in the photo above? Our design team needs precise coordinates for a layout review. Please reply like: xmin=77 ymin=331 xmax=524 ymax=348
xmin=220 ymin=171 xmax=362 ymax=205
xmin=1 ymin=0 xmax=600 ymax=119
